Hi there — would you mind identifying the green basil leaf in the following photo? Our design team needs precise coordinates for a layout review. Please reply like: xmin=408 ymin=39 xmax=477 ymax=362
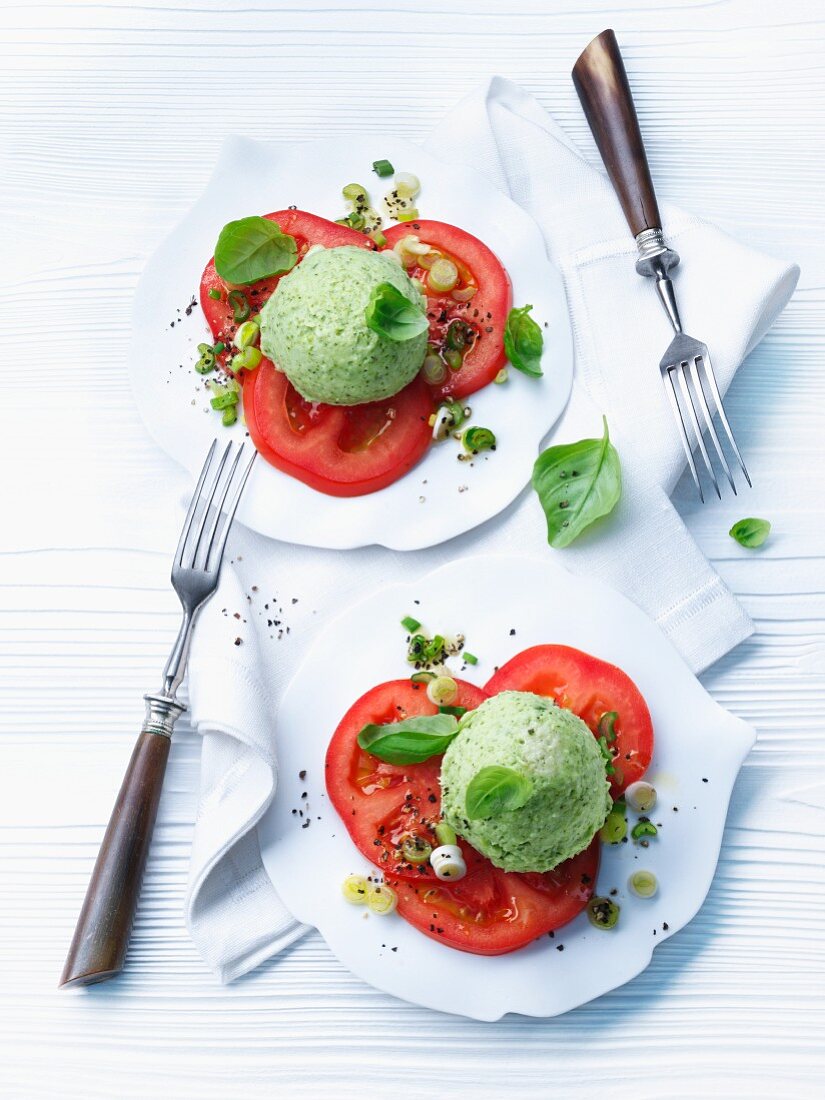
xmin=214 ymin=216 xmax=298 ymax=285
xmin=532 ymin=416 xmax=622 ymax=548
xmin=357 ymin=713 xmax=459 ymax=765
xmin=365 ymin=282 xmax=429 ymax=343
xmin=465 ymin=765 xmax=533 ymax=820
xmin=729 ymin=517 xmax=771 ymax=548
xmin=503 ymin=304 xmax=544 ymax=378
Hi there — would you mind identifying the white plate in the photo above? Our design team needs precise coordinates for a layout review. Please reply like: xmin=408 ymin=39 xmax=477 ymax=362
xmin=258 ymin=553 xmax=755 ymax=1020
xmin=130 ymin=134 xmax=573 ymax=550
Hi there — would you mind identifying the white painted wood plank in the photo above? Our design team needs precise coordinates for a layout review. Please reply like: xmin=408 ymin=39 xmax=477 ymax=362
xmin=2 ymin=0 xmax=825 ymax=1095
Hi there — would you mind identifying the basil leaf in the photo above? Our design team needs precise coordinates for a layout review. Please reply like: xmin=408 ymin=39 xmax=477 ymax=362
xmin=532 ymin=416 xmax=622 ymax=548
xmin=365 ymin=282 xmax=429 ymax=343
xmin=503 ymin=304 xmax=543 ymax=378
xmin=357 ymin=713 xmax=459 ymax=765
xmin=729 ymin=517 xmax=771 ymax=548
xmin=214 ymin=216 xmax=298 ymax=285
xmin=465 ymin=766 xmax=533 ymax=820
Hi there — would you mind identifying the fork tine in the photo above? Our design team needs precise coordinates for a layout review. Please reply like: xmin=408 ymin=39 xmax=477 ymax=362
xmin=661 ymin=367 xmax=704 ymax=503
xmin=207 ymin=448 xmax=256 ymax=574
xmin=195 ymin=443 xmax=246 ymax=572
xmin=688 ymin=356 xmax=736 ymax=494
xmin=674 ymin=362 xmax=721 ymax=500
xmin=695 ymin=353 xmax=752 ymax=488
xmin=183 ymin=441 xmax=233 ymax=569
xmin=175 ymin=438 xmax=218 ymax=568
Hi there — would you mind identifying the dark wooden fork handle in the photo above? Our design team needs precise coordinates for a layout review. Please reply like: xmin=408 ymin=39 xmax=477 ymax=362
xmin=572 ymin=28 xmax=661 ymax=237
xmin=59 ymin=731 xmax=170 ymax=988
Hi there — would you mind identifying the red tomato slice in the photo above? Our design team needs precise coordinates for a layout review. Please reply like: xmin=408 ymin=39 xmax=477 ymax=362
xmin=325 ymin=679 xmax=488 ymax=882
xmin=484 ymin=645 xmax=654 ymax=798
xmin=382 ymin=221 xmax=512 ymax=400
xmin=199 ymin=210 xmax=370 ymax=353
xmin=387 ymin=839 xmax=599 ymax=956
xmin=243 ymin=361 xmax=433 ymax=497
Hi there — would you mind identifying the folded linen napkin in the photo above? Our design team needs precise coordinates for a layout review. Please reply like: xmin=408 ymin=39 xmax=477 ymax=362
xmin=185 ymin=77 xmax=799 ymax=981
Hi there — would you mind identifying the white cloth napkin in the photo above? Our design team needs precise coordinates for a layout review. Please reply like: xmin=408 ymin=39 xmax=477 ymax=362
xmin=185 ymin=77 xmax=799 ymax=982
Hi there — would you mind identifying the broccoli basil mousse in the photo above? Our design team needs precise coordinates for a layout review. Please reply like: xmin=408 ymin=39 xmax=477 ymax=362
xmin=259 ymin=245 xmax=428 ymax=405
xmin=440 ymin=691 xmax=612 ymax=873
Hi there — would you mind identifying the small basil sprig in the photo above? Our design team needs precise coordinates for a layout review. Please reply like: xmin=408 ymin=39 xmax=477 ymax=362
xmin=532 ymin=416 xmax=622 ymax=548
xmin=365 ymin=282 xmax=429 ymax=342
xmin=465 ymin=765 xmax=533 ymax=820
xmin=214 ymin=216 xmax=298 ymax=285
xmin=503 ymin=304 xmax=543 ymax=378
xmin=729 ymin=517 xmax=771 ymax=548
xmin=357 ymin=713 xmax=460 ymax=765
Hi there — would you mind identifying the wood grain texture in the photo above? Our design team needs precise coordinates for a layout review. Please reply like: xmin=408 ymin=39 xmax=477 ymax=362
xmin=2 ymin=0 xmax=824 ymax=1096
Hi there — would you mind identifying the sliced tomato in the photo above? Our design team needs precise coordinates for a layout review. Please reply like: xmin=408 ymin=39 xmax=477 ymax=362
xmin=199 ymin=210 xmax=370 ymax=354
xmin=387 ymin=838 xmax=599 ymax=956
xmin=244 ymin=361 xmax=433 ymax=497
xmin=325 ymin=678 xmax=488 ymax=882
xmin=484 ymin=645 xmax=654 ymax=798
xmin=382 ymin=221 xmax=511 ymax=400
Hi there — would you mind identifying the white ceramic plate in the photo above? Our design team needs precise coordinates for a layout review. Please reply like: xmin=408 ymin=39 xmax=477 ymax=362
xmin=130 ymin=134 xmax=573 ymax=550
xmin=258 ymin=553 xmax=755 ymax=1020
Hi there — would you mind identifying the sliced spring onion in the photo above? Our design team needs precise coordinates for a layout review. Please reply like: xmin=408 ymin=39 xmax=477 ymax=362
xmin=463 ymin=652 xmax=478 ymax=665
xmin=599 ymin=811 xmax=627 ymax=845
xmin=410 ymin=670 xmax=436 ymax=685
xmin=587 ymin=896 xmax=620 ymax=930
xmin=231 ymin=346 xmax=262 ymax=372
xmin=207 ymin=288 xmax=222 ymax=301
xmin=422 ymin=354 xmax=447 ymax=385
xmin=462 ymin=426 xmax=496 ymax=454
xmin=195 ymin=343 xmax=217 ymax=374
xmin=394 ymin=172 xmax=421 ymax=198
xmin=233 ymin=319 xmax=260 ymax=350
xmin=434 ymin=821 xmax=457 ymax=846
xmin=221 ymin=406 xmax=237 ymax=427
xmin=372 ymin=159 xmax=394 ymax=178
xmin=431 ymin=405 xmax=454 ymax=442
xmin=625 ymin=781 xmax=657 ymax=814
xmin=213 ymin=341 xmax=226 ymax=355
xmin=210 ymin=388 xmax=240 ymax=411
xmin=631 ymin=820 xmax=658 ymax=840
xmin=428 ymin=258 xmax=459 ymax=292
xmin=341 ymin=874 xmax=369 ymax=905
xmin=451 ymin=285 xmax=477 ymax=303
xmin=430 ymin=844 xmax=466 ymax=881
xmin=417 ymin=249 xmax=441 ymax=270
xmin=342 ymin=182 xmax=368 ymax=202
xmin=397 ymin=208 xmax=420 ymax=223
xmin=445 ymin=320 xmax=473 ymax=351
xmin=493 ymin=367 xmax=509 ymax=384
xmin=628 ymin=870 xmax=658 ymax=898
xmin=369 ymin=229 xmax=387 ymax=247
xmin=401 ymin=615 xmax=421 ymax=633
xmin=366 ymin=883 xmax=397 ymax=916
xmin=227 ymin=289 xmax=250 ymax=323
xmin=446 ymin=400 xmax=467 ymax=428
xmin=444 ymin=348 xmax=463 ymax=371
xmin=426 ymin=675 xmax=458 ymax=707
xmin=401 ymin=835 xmax=432 ymax=864
xmin=438 ymin=704 xmax=467 ymax=718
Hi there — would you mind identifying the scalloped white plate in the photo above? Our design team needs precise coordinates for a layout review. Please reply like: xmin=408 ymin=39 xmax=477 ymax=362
xmin=130 ymin=134 xmax=572 ymax=550
xmin=258 ymin=553 xmax=755 ymax=1020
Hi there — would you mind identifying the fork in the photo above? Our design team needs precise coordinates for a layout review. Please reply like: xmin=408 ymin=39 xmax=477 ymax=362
xmin=572 ymin=29 xmax=750 ymax=501
xmin=59 ymin=440 xmax=255 ymax=988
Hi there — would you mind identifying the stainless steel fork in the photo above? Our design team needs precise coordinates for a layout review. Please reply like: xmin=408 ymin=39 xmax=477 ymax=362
xmin=60 ymin=440 xmax=255 ymax=988
xmin=573 ymin=29 xmax=750 ymax=501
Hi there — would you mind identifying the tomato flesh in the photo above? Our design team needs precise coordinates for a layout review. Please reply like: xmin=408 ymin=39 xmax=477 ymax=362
xmin=382 ymin=221 xmax=512 ymax=400
xmin=387 ymin=839 xmax=599 ymax=956
xmin=325 ymin=679 xmax=488 ymax=882
xmin=484 ymin=645 xmax=654 ymax=798
xmin=244 ymin=362 xmax=433 ymax=497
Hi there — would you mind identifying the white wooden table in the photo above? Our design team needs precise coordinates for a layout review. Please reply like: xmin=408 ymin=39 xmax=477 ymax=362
xmin=2 ymin=1 xmax=824 ymax=1095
